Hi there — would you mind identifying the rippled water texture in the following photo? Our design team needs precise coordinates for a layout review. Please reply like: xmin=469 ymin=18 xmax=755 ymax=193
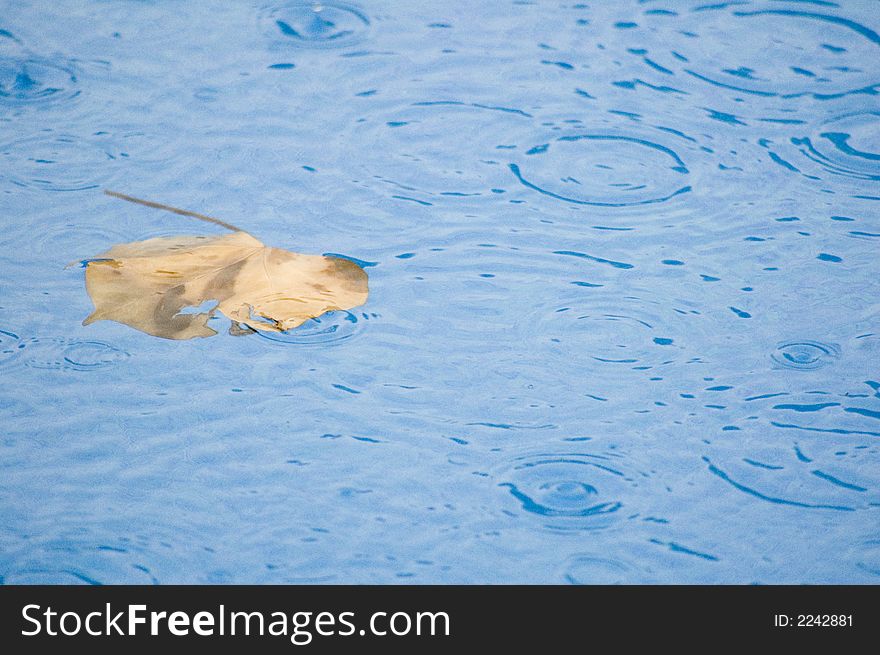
xmin=1 ymin=1 xmax=878 ymax=584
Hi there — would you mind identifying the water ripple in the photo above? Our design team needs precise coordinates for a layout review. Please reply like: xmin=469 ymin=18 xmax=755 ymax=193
xmin=349 ymin=100 xmax=529 ymax=202
xmin=560 ymin=554 xmax=638 ymax=584
xmin=3 ymin=543 xmax=159 ymax=585
xmin=3 ymin=568 xmax=102 ymax=585
xmin=522 ymin=291 xmax=697 ymax=372
xmin=771 ymin=340 xmax=840 ymax=370
xmin=0 ymin=55 xmax=80 ymax=107
xmin=19 ymin=337 xmax=130 ymax=371
xmin=508 ymin=132 xmax=691 ymax=207
xmin=637 ymin=4 xmax=880 ymax=100
xmin=33 ymin=221 xmax=130 ymax=263
xmin=0 ymin=328 xmax=23 ymax=369
xmin=494 ymin=449 xmax=652 ymax=531
xmin=703 ymin=455 xmax=873 ymax=512
xmin=791 ymin=111 xmax=880 ymax=182
xmin=256 ymin=310 xmax=367 ymax=346
xmin=0 ymin=132 xmax=124 ymax=192
xmin=261 ymin=2 xmax=371 ymax=49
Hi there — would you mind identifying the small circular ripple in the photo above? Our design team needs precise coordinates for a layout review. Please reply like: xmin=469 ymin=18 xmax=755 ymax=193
xmin=0 ymin=55 xmax=80 ymax=107
xmin=20 ymin=337 xmax=130 ymax=371
xmin=772 ymin=340 xmax=840 ymax=371
xmin=256 ymin=310 xmax=364 ymax=346
xmin=262 ymin=2 xmax=370 ymax=49
xmin=792 ymin=112 xmax=880 ymax=181
xmin=508 ymin=132 xmax=690 ymax=207
xmin=494 ymin=450 xmax=649 ymax=531
xmin=638 ymin=5 xmax=880 ymax=100
xmin=0 ymin=132 xmax=123 ymax=192
xmin=560 ymin=554 xmax=637 ymax=584
xmin=0 ymin=328 xmax=23 ymax=369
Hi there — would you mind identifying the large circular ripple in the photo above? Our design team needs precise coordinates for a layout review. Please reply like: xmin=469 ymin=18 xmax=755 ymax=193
xmin=0 ymin=132 xmax=123 ymax=192
xmin=32 ymin=220 xmax=131 ymax=264
xmin=704 ymin=454 xmax=874 ymax=513
xmin=508 ymin=132 xmax=691 ymax=207
xmin=494 ymin=450 xmax=652 ymax=531
xmin=637 ymin=4 xmax=880 ymax=100
xmin=350 ymin=101 xmax=530 ymax=202
xmin=261 ymin=2 xmax=371 ymax=49
xmin=520 ymin=292 xmax=695 ymax=371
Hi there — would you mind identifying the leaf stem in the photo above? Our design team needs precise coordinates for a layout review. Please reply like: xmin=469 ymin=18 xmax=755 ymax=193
xmin=104 ymin=190 xmax=244 ymax=232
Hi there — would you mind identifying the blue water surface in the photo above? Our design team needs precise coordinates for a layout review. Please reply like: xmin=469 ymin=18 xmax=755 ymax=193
xmin=1 ymin=0 xmax=879 ymax=584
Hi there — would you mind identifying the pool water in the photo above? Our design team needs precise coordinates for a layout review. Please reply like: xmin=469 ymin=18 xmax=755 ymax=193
xmin=1 ymin=0 xmax=878 ymax=584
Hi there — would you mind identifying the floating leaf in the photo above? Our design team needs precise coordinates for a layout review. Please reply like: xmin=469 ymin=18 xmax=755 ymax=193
xmin=81 ymin=192 xmax=369 ymax=340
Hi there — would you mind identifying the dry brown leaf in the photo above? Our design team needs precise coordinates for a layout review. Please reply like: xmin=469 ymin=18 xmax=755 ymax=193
xmin=81 ymin=193 xmax=369 ymax=340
